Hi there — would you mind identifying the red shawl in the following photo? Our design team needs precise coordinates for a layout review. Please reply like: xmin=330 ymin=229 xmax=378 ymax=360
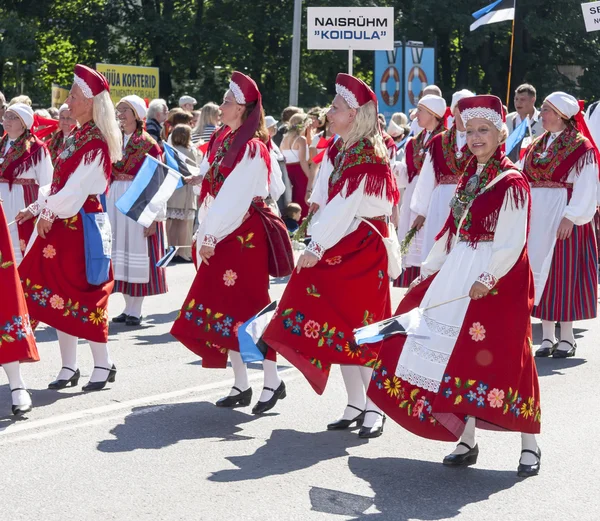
xmin=112 ymin=128 xmax=161 ymax=178
xmin=0 ymin=132 xmax=45 ymax=189
xmin=522 ymin=125 xmax=595 ymax=185
xmin=435 ymin=149 xmax=530 ymax=251
xmin=406 ymin=120 xmax=445 ymax=182
xmin=47 ymin=130 xmax=66 ymax=165
xmin=430 ymin=125 xmax=472 ymax=183
xmin=50 ymin=121 xmax=110 ymax=195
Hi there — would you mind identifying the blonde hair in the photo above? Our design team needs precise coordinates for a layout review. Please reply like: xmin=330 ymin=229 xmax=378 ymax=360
xmin=93 ymin=90 xmax=122 ymax=162
xmin=287 ymin=113 xmax=308 ymax=138
xmin=343 ymin=100 xmax=387 ymax=158
xmin=391 ymin=112 xmax=408 ymax=126
xmin=9 ymin=95 xmax=32 ymax=107
xmin=196 ymin=102 xmax=220 ymax=132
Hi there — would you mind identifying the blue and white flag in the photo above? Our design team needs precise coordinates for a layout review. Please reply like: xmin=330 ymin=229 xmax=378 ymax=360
xmin=238 ymin=301 xmax=278 ymax=363
xmin=505 ymin=117 xmax=528 ymax=156
xmin=162 ymin=142 xmax=199 ymax=189
xmin=116 ymin=155 xmax=181 ymax=227
xmin=470 ymin=0 xmax=515 ymax=31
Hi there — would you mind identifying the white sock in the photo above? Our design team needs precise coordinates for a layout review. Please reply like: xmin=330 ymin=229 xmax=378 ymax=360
xmin=541 ymin=320 xmax=557 ymax=346
xmin=339 ymin=366 xmax=366 ymax=420
xmin=89 ymin=341 xmax=113 ymax=383
xmin=56 ymin=329 xmax=78 ymax=380
xmin=123 ymin=295 xmax=132 ymax=316
xmin=520 ymin=433 xmax=539 ymax=465
xmin=228 ymin=350 xmax=249 ymax=396
xmin=452 ymin=416 xmax=476 ymax=455
xmin=126 ymin=296 xmax=144 ymax=319
xmin=357 ymin=366 xmax=383 ymax=429
xmin=259 ymin=359 xmax=282 ymax=401
xmin=2 ymin=361 xmax=31 ymax=407
xmin=558 ymin=321 xmax=575 ymax=348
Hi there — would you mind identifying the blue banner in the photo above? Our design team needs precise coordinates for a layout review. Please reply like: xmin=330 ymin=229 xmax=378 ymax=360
xmin=374 ymin=44 xmax=403 ymax=121
xmin=403 ymin=46 xmax=436 ymax=113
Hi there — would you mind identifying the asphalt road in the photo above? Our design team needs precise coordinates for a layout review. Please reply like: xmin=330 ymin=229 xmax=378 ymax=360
xmin=0 ymin=262 xmax=597 ymax=521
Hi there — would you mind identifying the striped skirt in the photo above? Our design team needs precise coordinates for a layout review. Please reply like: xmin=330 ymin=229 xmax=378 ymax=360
xmin=394 ymin=266 xmax=420 ymax=288
xmin=532 ymin=221 xmax=598 ymax=322
xmin=112 ymin=224 xmax=168 ymax=297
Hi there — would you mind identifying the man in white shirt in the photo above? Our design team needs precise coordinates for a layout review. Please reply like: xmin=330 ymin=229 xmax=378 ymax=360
xmin=506 ymin=83 xmax=543 ymax=162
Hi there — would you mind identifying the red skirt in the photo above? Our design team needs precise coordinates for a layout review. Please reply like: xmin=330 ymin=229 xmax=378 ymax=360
xmin=18 ymin=197 xmax=115 ymax=343
xmin=532 ymin=221 xmax=598 ymax=321
xmin=0 ymin=204 xmax=39 ymax=364
xmin=394 ymin=266 xmax=420 ymax=288
xmin=286 ymin=162 xmax=309 ymax=218
xmin=262 ymin=220 xmax=391 ymax=395
xmin=368 ymin=249 xmax=541 ymax=441
xmin=170 ymin=207 xmax=273 ymax=367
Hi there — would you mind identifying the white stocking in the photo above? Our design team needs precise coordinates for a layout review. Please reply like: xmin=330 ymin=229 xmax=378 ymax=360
xmin=122 ymin=295 xmax=132 ymax=315
xmin=558 ymin=321 xmax=575 ymax=347
xmin=2 ymin=361 xmax=30 ymax=407
xmin=125 ymin=296 xmax=144 ymax=319
xmin=56 ymin=329 xmax=78 ymax=380
xmin=89 ymin=341 xmax=113 ymax=382
xmin=521 ymin=433 xmax=539 ymax=465
xmin=541 ymin=320 xmax=557 ymax=345
xmin=259 ymin=359 xmax=282 ymax=401
xmin=451 ymin=416 xmax=477 ymax=455
xmin=359 ymin=366 xmax=383 ymax=429
xmin=338 ymin=366 xmax=366 ymax=420
xmin=228 ymin=350 xmax=249 ymax=396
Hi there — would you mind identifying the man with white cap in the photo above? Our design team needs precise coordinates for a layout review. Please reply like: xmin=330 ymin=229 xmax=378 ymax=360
xmin=47 ymin=103 xmax=77 ymax=165
xmin=522 ymin=91 xmax=598 ymax=359
xmin=395 ymin=94 xmax=446 ymax=287
xmin=179 ymin=95 xmax=197 ymax=112
xmin=410 ymin=89 xmax=475 ymax=262
xmin=0 ymin=102 xmax=53 ymax=264
xmin=108 ymin=94 xmax=166 ymax=327
xmin=16 ymin=63 xmax=122 ymax=392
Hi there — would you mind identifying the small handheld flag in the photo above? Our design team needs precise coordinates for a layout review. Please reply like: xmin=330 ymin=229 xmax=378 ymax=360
xmin=505 ymin=116 xmax=528 ymax=156
xmin=238 ymin=301 xmax=278 ymax=363
xmin=470 ymin=0 xmax=515 ymax=31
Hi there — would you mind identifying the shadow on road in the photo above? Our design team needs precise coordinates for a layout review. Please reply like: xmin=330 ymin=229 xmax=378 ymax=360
xmin=0 ymin=384 xmax=86 ymax=421
xmin=308 ymin=455 xmax=519 ymax=520
xmin=534 ymin=356 xmax=586 ymax=377
xmin=96 ymin=401 xmax=259 ymax=452
xmin=208 ymin=428 xmax=365 ymax=483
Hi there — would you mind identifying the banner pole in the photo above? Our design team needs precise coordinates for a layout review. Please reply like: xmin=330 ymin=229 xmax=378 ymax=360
xmin=348 ymin=49 xmax=353 ymax=75
xmin=506 ymin=2 xmax=516 ymax=107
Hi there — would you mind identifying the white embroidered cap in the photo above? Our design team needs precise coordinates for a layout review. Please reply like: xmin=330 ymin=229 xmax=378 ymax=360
xmin=119 ymin=95 xmax=147 ymax=120
xmin=418 ymin=94 xmax=447 ymax=119
xmin=451 ymin=89 xmax=476 ymax=112
xmin=458 ymin=95 xmax=504 ymax=131
xmin=544 ymin=91 xmax=579 ymax=119
xmin=7 ymin=103 xmax=34 ymax=129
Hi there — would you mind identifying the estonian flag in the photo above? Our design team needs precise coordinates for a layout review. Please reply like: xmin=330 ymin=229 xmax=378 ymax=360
xmin=354 ymin=308 xmax=431 ymax=346
xmin=505 ymin=117 xmax=528 ymax=156
xmin=163 ymin=142 xmax=200 ymax=188
xmin=115 ymin=155 xmax=182 ymax=227
xmin=238 ymin=301 xmax=278 ymax=363
xmin=470 ymin=0 xmax=515 ymax=31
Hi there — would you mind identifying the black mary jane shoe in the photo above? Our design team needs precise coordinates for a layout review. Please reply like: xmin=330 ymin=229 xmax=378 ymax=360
xmin=112 ymin=313 xmax=129 ymax=324
xmin=48 ymin=367 xmax=81 ymax=390
xmin=252 ymin=381 xmax=287 ymax=415
xmin=125 ymin=315 xmax=143 ymax=327
xmin=443 ymin=442 xmax=479 ymax=467
xmin=552 ymin=340 xmax=576 ymax=358
xmin=535 ymin=338 xmax=558 ymax=357
xmin=327 ymin=404 xmax=365 ymax=430
xmin=216 ymin=386 xmax=252 ymax=408
xmin=82 ymin=365 xmax=117 ymax=392
xmin=358 ymin=410 xmax=386 ymax=439
xmin=517 ymin=448 xmax=541 ymax=478
xmin=11 ymin=388 xmax=33 ymax=416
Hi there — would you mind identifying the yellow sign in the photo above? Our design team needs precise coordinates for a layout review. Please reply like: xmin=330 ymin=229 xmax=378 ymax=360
xmin=96 ymin=64 xmax=160 ymax=105
xmin=51 ymin=84 xmax=70 ymax=108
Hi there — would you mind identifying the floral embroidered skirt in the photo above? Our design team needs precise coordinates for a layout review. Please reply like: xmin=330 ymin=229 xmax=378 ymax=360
xmin=18 ymin=197 xmax=114 ymax=343
xmin=368 ymin=245 xmax=541 ymax=442
xmin=170 ymin=209 xmax=272 ymax=368
xmin=0 ymin=203 xmax=39 ymax=364
xmin=262 ymin=220 xmax=391 ymax=395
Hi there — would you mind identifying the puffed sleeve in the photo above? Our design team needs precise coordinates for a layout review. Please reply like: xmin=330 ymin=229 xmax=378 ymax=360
xmin=564 ymin=160 xmax=598 ymax=225
xmin=410 ymin=152 xmax=435 ymax=217
xmin=192 ymin=154 xmax=211 ymax=196
xmin=269 ymin=149 xmax=286 ymax=201
xmin=201 ymin=145 xmax=269 ymax=246
xmin=308 ymin=155 xmax=334 ymax=209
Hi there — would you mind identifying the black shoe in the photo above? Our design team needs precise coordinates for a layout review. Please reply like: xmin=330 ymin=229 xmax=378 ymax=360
xmin=327 ymin=404 xmax=365 ymax=430
xmin=535 ymin=338 xmax=557 ymax=357
xmin=216 ymin=386 xmax=252 ymax=407
xmin=112 ymin=313 xmax=129 ymax=324
xmin=11 ymin=388 xmax=32 ymax=416
xmin=552 ymin=340 xmax=576 ymax=358
xmin=82 ymin=365 xmax=117 ymax=392
xmin=443 ymin=442 xmax=479 ymax=466
xmin=126 ymin=315 xmax=143 ymax=326
xmin=358 ymin=410 xmax=386 ymax=438
xmin=252 ymin=381 xmax=286 ymax=415
xmin=517 ymin=448 xmax=541 ymax=478
xmin=48 ymin=367 xmax=80 ymax=390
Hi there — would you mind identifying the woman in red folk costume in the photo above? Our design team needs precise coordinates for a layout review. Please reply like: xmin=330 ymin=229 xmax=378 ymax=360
xmin=171 ymin=72 xmax=285 ymax=414
xmin=368 ymin=96 xmax=542 ymax=477
xmin=524 ymin=92 xmax=598 ymax=359
xmin=410 ymin=90 xmax=475 ymax=263
xmin=108 ymin=95 xmax=166 ymax=327
xmin=0 ymin=201 xmax=39 ymax=415
xmin=47 ymin=104 xmax=77 ymax=166
xmin=0 ymin=103 xmax=53 ymax=264
xmin=16 ymin=64 xmax=123 ymax=391
xmin=262 ymin=74 xmax=398 ymax=438
xmin=395 ymin=95 xmax=446 ymax=287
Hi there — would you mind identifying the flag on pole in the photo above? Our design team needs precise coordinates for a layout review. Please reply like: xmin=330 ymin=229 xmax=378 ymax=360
xmin=156 ymin=246 xmax=179 ymax=268
xmin=504 ymin=116 xmax=528 ymax=156
xmin=470 ymin=0 xmax=515 ymax=31
xmin=238 ymin=301 xmax=278 ymax=363
xmin=162 ymin=142 xmax=200 ymax=189
xmin=115 ymin=155 xmax=182 ymax=227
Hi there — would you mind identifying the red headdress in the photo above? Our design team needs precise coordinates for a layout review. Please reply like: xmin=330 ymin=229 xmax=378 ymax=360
xmin=458 ymin=95 xmax=505 ymax=130
xmin=335 ymin=73 xmax=378 ymax=110
xmin=74 ymin=64 xmax=110 ymax=98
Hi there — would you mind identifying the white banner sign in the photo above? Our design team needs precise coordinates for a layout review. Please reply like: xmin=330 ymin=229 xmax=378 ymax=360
xmin=582 ymin=1 xmax=600 ymax=32
xmin=307 ymin=7 xmax=394 ymax=50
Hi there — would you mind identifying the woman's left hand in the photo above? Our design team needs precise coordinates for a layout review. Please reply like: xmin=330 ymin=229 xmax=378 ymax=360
xmin=469 ymin=281 xmax=490 ymax=300
xmin=37 ymin=218 xmax=53 ymax=239
xmin=144 ymin=221 xmax=158 ymax=238
xmin=556 ymin=217 xmax=574 ymax=240
xmin=199 ymin=245 xmax=215 ymax=265
xmin=296 ymin=251 xmax=319 ymax=273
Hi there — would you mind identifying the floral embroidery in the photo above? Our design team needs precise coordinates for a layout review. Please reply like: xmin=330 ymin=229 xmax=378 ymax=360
xmin=477 ymin=272 xmax=497 ymax=290
xmin=233 ymin=321 xmax=244 ymax=336
xmin=344 ymin=342 xmax=362 ymax=358
xmin=487 ymin=388 xmax=505 ymax=408
xmin=0 ymin=314 xmax=33 ymax=346
xmin=236 ymin=233 xmax=255 ymax=250
xmin=304 ymin=320 xmax=321 ymax=339
xmin=41 ymin=207 xmax=56 ymax=223
xmin=89 ymin=308 xmax=107 ymax=325
xmin=306 ymin=241 xmax=325 ymax=260
xmin=50 ymin=294 xmax=65 ymax=310
xmin=306 ymin=285 xmax=321 ymax=298
xmin=180 ymin=299 xmax=238 ymax=339
xmin=383 ymin=375 xmax=402 ymax=397
xmin=0 ymin=250 xmax=14 ymax=269
xmin=43 ymin=245 xmax=57 ymax=259
xmin=202 ymin=234 xmax=217 ymax=248
xmin=19 ymin=239 xmax=26 ymax=253
xmin=469 ymin=322 xmax=486 ymax=342
xmin=63 ymin=216 xmax=78 ymax=231
xmin=223 ymin=270 xmax=238 ymax=287
xmin=325 ymin=256 xmax=342 ymax=265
